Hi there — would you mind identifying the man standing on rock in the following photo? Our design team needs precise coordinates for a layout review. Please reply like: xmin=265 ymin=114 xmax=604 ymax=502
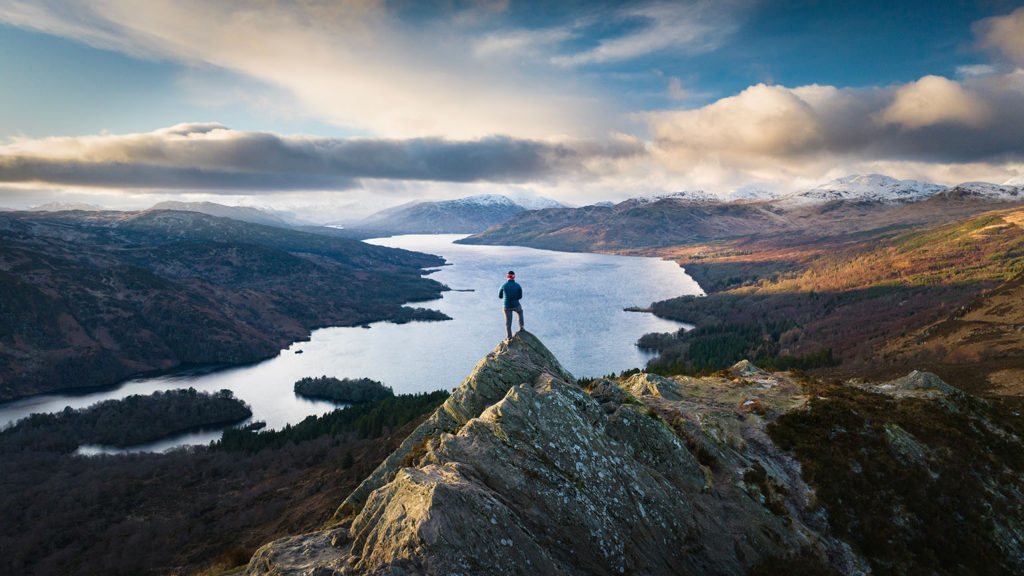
xmin=499 ymin=270 xmax=524 ymax=342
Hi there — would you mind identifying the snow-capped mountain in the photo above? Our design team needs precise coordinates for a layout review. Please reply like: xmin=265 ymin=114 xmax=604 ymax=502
xmin=725 ymin=185 xmax=780 ymax=201
xmin=30 ymin=202 xmax=102 ymax=212
xmin=934 ymin=182 xmax=1023 ymax=201
xmin=632 ymin=190 xmax=722 ymax=204
xmin=502 ymin=193 xmax=567 ymax=210
xmin=777 ymin=174 xmax=946 ymax=207
xmin=349 ymin=194 xmax=536 ymax=235
xmin=444 ymin=194 xmax=521 ymax=208
xmin=665 ymin=190 xmax=722 ymax=203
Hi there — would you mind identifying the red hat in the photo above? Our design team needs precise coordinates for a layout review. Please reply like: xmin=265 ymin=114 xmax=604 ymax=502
xmin=507 ymin=270 xmax=515 ymax=278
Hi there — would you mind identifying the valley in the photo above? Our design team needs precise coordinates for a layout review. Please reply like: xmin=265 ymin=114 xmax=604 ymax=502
xmin=4 ymin=176 xmax=1024 ymax=576
xmin=462 ymin=178 xmax=1024 ymax=399
xmin=7 ymin=3 xmax=1024 ymax=575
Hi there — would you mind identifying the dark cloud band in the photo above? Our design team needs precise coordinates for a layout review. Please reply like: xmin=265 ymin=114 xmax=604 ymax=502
xmin=0 ymin=128 xmax=645 ymax=191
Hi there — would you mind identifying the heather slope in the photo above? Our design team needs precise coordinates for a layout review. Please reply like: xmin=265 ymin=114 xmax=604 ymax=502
xmin=641 ymin=206 xmax=1024 ymax=383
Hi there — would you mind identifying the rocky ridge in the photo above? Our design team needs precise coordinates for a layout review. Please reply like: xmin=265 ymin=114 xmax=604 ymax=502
xmin=245 ymin=332 xmax=867 ymax=576
xmin=776 ymin=174 xmax=946 ymax=207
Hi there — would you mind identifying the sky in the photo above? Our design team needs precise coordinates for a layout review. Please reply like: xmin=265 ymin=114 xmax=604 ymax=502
xmin=1 ymin=0 xmax=1023 ymax=220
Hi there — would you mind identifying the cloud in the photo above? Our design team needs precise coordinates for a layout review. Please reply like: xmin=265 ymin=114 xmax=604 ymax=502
xmin=0 ymin=124 xmax=645 ymax=191
xmin=645 ymin=74 xmax=1024 ymax=188
xmin=956 ymin=64 xmax=997 ymax=78
xmin=667 ymin=77 xmax=688 ymax=100
xmin=552 ymin=1 xmax=742 ymax=66
xmin=1 ymin=1 xmax=1021 ymax=202
xmin=0 ymin=0 xmax=612 ymax=139
xmin=474 ymin=27 xmax=576 ymax=59
xmin=975 ymin=6 xmax=1024 ymax=65
xmin=650 ymin=83 xmax=826 ymax=159
xmin=876 ymin=75 xmax=991 ymax=130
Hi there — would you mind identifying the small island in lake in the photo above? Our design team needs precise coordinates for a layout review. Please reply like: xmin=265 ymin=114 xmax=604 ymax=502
xmin=0 ymin=388 xmax=252 ymax=453
xmin=294 ymin=376 xmax=394 ymax=404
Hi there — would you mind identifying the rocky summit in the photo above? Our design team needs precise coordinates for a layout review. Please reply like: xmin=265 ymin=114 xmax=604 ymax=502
xmin=244 ymin=332 xmax=1021 ymax=576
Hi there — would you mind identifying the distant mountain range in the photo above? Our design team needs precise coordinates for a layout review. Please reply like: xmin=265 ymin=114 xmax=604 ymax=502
xmin=774 ymin=174 xmax=947 ymax=207
xmin=27 ymin=201 xmax=103 ymax=211
xmin=140 ymin=195 xmax=566 ymax=238
xmin=621 ymin=174 xmax=1022 ymax=208
xmin=149 ymin=201 xmax=298 ymax=228
xmin=463 ymin=174 xmax=1024 ymax=251
xmin=9 ymin=175 xmax=1022 ymax=240
xmin=341 ymin=193 xmax=566 ymax=237
xmin=9 ymin=195 xmax=568 ymax=239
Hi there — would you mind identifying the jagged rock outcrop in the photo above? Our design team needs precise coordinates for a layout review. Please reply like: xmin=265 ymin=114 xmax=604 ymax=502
xmin=334 ymin=332 xmax=575 ymax=520
xmin=246 ymin=332 xmax=863 ymax=576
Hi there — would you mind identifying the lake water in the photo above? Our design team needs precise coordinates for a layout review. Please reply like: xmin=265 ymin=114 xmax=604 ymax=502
xmin=0 ymin=235 xmax=702 ymax=452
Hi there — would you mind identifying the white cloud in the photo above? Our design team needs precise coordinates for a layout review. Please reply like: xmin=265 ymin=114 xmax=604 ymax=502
xmin=2 ymin=1 xmax=1023 ymax=205
xmin=650 ymin=83 xmax=824 ymax=160
xmin=956 ymin=64 xmax=997 ymax=78
xmin=0 ymin=0 xmax=612 ymax=139
xmin=875 ymin=75 xmax=991 ymax=130
xmin=474 ymin=27 xmax=576 ymax=59
xmin=644 ymin=74 xmax=1024 ymax=191
xmin=975 ymin=6 xmax=1024 ymax=66
xmin=667 ymin=77 xmax=688 ymax=100
xmin=551 ymin=0 xmax=743 ymax=66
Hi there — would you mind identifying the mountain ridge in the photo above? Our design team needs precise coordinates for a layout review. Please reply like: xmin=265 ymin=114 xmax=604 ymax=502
xmin=462 ymin=174 xmax=1024 ymax=251
xmin=775 ymin=174 xmax=947 ymax=207
xmin=148 ymin=201 xmax=298 ymax=227
xmin=342 ymin=194 xmax=565 ymax=237
xmin=247 ymin=332 xmax=853 ymax=575
xmin=244 ymin=331 xmax=1024 ymax=576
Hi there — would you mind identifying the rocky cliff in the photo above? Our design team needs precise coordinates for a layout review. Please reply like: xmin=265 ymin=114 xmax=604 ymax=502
xmin=245 ymin=332 xmax=868 ymax=575
xmin=244 ymin=332 xmax=1024 ymax=575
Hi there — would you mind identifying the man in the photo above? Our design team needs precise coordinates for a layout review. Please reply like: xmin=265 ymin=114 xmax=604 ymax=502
xmin=499 ymin=270 xmax=524 ymax=341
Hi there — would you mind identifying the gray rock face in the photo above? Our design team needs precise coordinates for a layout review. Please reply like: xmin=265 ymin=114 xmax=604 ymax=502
xmin=247 ymin=332 xmax=861 ymax=576
xmin=334 ymin=331 xmax=574 ymax=520
xmin=890 ymin=370 xmax=960 ymax=396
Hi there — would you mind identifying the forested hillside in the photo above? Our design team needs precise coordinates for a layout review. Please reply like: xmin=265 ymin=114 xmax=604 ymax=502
xmin=0 ymin=210 xmax=448 ymax=401
xmin=0 ymin=391 xmax=449 ymax=576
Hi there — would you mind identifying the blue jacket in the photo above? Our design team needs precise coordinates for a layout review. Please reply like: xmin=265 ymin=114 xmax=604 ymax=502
xmin=499 ymin=280 xmax=523 ymax=309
